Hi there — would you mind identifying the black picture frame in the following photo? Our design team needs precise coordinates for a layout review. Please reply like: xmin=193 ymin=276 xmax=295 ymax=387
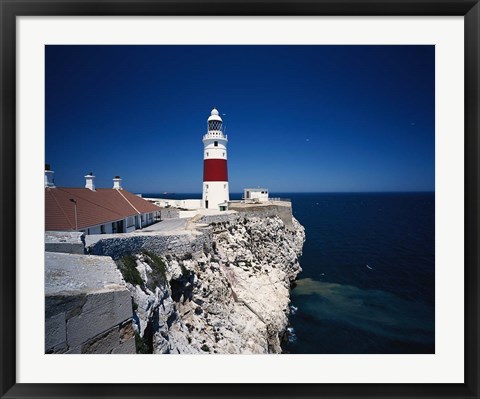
xmin=1 ymin=1 xmax=479 ymax=398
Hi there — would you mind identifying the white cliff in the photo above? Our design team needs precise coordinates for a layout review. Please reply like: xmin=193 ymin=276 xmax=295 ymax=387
xmin=121 ymin=214 xmax=305 ymax=354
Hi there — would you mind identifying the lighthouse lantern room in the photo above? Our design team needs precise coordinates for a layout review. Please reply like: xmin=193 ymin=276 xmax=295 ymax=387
xmin=202 ymin=108 xmax=229 ymax=210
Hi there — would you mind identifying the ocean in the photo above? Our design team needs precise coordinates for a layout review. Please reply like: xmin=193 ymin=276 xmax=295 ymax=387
xmin=285 ymin=192 xmax=435 ymax=354
xmin=144 ymin=192 xmax=435 ymax=354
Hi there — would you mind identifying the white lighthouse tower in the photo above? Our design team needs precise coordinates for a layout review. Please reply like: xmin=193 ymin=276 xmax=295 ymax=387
xmin=202 ymin=108 xmax=229 ymax=210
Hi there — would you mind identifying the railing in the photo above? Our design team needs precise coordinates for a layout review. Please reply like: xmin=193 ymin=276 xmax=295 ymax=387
xmin=203 ymin=133 xmax=228 ymax=140
xmin=229 ymin=198 xmax=291 ymax=204
xmin=268 ymin=197 xmax=291 ymax=202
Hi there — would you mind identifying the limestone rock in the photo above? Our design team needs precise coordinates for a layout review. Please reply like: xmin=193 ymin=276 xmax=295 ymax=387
xmin=118 ymin=215 xmax=305 ymax=354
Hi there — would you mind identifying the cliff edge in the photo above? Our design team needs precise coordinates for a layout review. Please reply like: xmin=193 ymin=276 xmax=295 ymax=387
xmin=109 ymin=212 xmax=305 ymax=354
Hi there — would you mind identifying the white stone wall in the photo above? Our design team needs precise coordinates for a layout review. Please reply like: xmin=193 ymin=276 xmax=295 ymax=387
xmin=87 ymin=230 xmax=211 ymax=261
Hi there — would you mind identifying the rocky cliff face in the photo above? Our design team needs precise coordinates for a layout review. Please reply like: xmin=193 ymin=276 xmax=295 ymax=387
xmin=116 ymin=215 xmax=305 ymax=354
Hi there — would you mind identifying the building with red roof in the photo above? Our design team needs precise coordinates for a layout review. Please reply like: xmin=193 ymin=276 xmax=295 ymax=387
xmin=45 ymin=169 xmax=160 ymax=235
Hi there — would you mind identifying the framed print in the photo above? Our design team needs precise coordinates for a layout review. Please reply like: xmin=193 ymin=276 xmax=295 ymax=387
xmin=1 ymin=0 xmax=479 ymax=398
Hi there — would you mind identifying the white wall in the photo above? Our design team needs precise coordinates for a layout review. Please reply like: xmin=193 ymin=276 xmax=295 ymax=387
xmin=104 ymin=223 xmax=113 ymax=234
xmin=126 ymin=216 xmax=135 ymax=233
xmin=146 ymin=212 xmax=154 ymax=224
xmin=76 ymin=212 xmax=158 ymax=236
xmin=74 ymin=213 xmax=159 ymax=236
xmin=178 ymin=210 xmax=198 ymax=219
xmin=153 ymin=199 xmax=202 ymax=210
xmin=203 ymin=137 xmax=227 ymax=160
xmin=88 ymin=225 xmax=101 ymax=235
xmin=245 ymin=189 xmax=269 ymax=202
xmin=204 ymin=148 xmax=227 ymax=159
xmin=203 ymin=181 xmax=229 ymax=210
xmin=44 ymin=170 xmax=55 ymax=187
xmin=181 ymin=199 xmax=202 ymax=209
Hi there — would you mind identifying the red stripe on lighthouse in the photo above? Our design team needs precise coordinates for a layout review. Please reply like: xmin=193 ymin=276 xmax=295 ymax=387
xmin=203 ymin=159 xmax=228 ymax=182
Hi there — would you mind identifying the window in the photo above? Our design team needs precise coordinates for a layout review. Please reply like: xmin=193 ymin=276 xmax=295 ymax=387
xmin=208 ymin=120 xmax=222 ymax=131
xmin=222 ymin=152 xmax=225 ymax=157
xmin=206 ymin=184 xmax=209 ymax=189
xmin=224 ymin=184 xmax=226 ymax=188
xmin=101 ymin=224 xmax=106 ymax=234
xmin=214 ymin=141 xmax=218 ymax=147
xmin=206 ymin=152 xmax=209 ymax=157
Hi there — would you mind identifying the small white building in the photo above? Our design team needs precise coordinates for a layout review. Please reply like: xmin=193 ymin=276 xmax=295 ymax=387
xmin=244 ymin=188 xmax=269 ymax=203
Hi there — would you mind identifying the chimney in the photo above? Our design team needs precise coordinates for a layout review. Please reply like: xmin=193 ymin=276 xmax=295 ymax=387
xmin=85 ymin=172 xmax=95 ymax=191
xmin=113 ymin=175 xmax=122 ymax=190
xmin=44 ymin=164 xmax=55 ymax=188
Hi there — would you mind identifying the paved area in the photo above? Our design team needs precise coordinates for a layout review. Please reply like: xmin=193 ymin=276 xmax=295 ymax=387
xmin=139 ymin=218 xmax=189 ymax=233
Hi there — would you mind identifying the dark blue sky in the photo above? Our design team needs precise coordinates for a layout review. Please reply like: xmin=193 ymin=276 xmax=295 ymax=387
xmin=46 ymin=45 xmax=434 ymax=193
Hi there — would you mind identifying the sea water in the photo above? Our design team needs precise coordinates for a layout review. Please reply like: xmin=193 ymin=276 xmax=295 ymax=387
xmin=144 ymin=192 xmax=435 ymax=354
xmin=283 ymin=192 xmax=435 ymax=354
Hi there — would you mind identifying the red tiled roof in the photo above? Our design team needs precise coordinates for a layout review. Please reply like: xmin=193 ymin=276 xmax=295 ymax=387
xmin=45 ymin=187 xmax=160 ymax=231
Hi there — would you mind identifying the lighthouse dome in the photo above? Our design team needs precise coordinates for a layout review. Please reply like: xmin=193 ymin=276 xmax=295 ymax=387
xmin=208 ymin=107 xmax=223 ymax=123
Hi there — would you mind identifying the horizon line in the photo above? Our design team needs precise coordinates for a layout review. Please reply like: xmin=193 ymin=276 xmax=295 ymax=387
xmin=140 ymin=190 xmax=435 ymax=194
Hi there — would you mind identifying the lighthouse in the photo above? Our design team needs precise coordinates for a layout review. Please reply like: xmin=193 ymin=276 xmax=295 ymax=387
xmin=202 ymin=108 xmax=229 ymax=210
